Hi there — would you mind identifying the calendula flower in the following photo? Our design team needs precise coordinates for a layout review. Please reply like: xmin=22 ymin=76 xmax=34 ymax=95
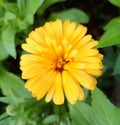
xmin=20 ymin=19 xmax=103 ymax=105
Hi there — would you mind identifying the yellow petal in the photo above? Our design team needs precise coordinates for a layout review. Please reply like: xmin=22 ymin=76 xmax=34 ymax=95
xmin=54 ymin=19 xmax=63 ymax=43
xmin=64 ymin=62 xmax=85 ymax=70
xmin=36 ymin=27 xmax=48 ymax=39
xmin=32 ymin=70 xmax=57 ymax=100
xmin=77 ymin=49 xmax=99 ymax=57
xmin=21 ymin=63 xmax=49 ymax=79
xmin=97 ymin=53 xmax=104 ymax=60
xmin=71 ymin=27 xmax=88 ymax=47
xmin=61 ymin=39 xmax=69 ymax=54
xmin=63 ymin=20 xmax=76 ymax=39
xmin=20 ymin=54 xmax=43 ymax=66
xmin=64 ymin=49 xmax=77 ymax=60
xmin=20 ymin=62 xmax=54 ymax=79
xmin=53 ymin=72 xmax=64 ymax=105
xmin=75 ymin=57 xmax=101 ymax=63
xmin=25 ymin=75 xmax=41 ymax=91
xmin=81 ymin=40 xmax=98 ymax=49
xmin=78 ymin=86 xmax=84 ymax=100
xmin=85 ymin=63 xmax=103 ymax=69
xmin=31 ymin=70 xmax=55 ymax=93
xmin=44 ymin=20 xmax=63 ymax=43
xmin=26 ymin=38 xmax=44 ymax=52
xmin=62 ymin=70 xmax=81 ymax=104
xmin=84 ymin=69 xmax=102 ymax=76
xmin=29 ymin=30 xmax=45 ymax=46
xmin=22 ymin=44 xmax=40 ymax=54
xmin=24 ymin=69 xmax=50 ymax=89
xmin=68 ymin=69 xmax=97 ymax=90
xmin=44 ymin=21 xmax=54 ymax=37
xmin=48 ymin=39 xmax=62 ymax=57
xmin=44 ymin=19 xmax=63 ymax=43
xmin=45 ymin=83 xmax=55 ymax=103
xmin=74 ymin=35 xmax=91 ymax=49
xmin=70 ymin=24 xmax=83 ymax=43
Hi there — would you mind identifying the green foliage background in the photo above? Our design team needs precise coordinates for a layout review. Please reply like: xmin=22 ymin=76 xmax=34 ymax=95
xmin=0 ymin=0 xmax=120 ymax=125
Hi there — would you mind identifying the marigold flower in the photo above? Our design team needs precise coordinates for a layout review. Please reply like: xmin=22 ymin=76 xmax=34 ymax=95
xmin=20 ymin=19 xmax=103 ymax=105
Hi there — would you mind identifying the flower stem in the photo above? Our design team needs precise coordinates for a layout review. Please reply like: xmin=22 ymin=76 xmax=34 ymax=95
xmin=56 ymin=106 xmax=61 ymax=125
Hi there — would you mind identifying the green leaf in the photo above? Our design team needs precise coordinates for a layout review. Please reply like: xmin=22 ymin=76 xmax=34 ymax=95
xmin=4 ymin=11 xmax=16 ymax=21
xmin=60 ymin=113 xmax=71 ymax=125
xmin=0 ymin=118 xmax=13 ymax=125
xmin=0 ymin=36 xmax=9 ymax=61
xmin=69 ymin=101 xmax=94 ymax=125
xmin=48 ymin=8 xmax=89 ymax=24
xmin=0 ymin=112 xmax=8 ymax=120
xmin=92 ymin=88 xmax=120 ymax=125
xmin=0 ymin=8 xmax=5 ymax=24
xmin=0 ymin=97 xmax=10 ymax=104
xmin=104 ymin=16 xmax=120 ymax=30
xmin=97 ymin=23 xmax=120 ymax=48
xmin=42 ymin=115 xmax=57 ymax=124
xmin=108 ymin=0 xmax=120 ymax=7
xmin=24 ymin=0 xmax=45 ymax=25
xmin=37 ymin=0 xmax=65 ymax=15
xmin=4 ymin=2 xmax=18 ymax=12
xmin=2 ymin=24 xmax=16 ymax=58
xmin=0 ymin=66 xmax=30 ymax=105
xmin=113 ymin=53 xmax=120 ymax=75
xmin=16 ymin=0 xmax=44 ymax=31
xmin=0 ymin=0 xmax=4 ymax=6
xmin=17 ymin=0 xmax=26 ymax=17
xmin=15 ymin=18 xmax=27 ymax=31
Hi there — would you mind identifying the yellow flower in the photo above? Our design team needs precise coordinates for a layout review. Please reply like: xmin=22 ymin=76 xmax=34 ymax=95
xmin=20 ymin=19 xmax=103 ymax=105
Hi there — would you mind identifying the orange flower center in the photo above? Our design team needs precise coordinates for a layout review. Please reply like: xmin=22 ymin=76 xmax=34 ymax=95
xmin=55 ymin=57 xmax=69 ymax=72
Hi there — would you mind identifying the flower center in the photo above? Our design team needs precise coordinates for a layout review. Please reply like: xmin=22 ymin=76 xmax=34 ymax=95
xmin=55 ymin=57 xmax=68 ymax=72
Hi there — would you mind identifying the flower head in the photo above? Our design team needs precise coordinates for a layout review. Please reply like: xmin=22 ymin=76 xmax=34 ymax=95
xmin=20 ymin=19 xmax=103 ymax=105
